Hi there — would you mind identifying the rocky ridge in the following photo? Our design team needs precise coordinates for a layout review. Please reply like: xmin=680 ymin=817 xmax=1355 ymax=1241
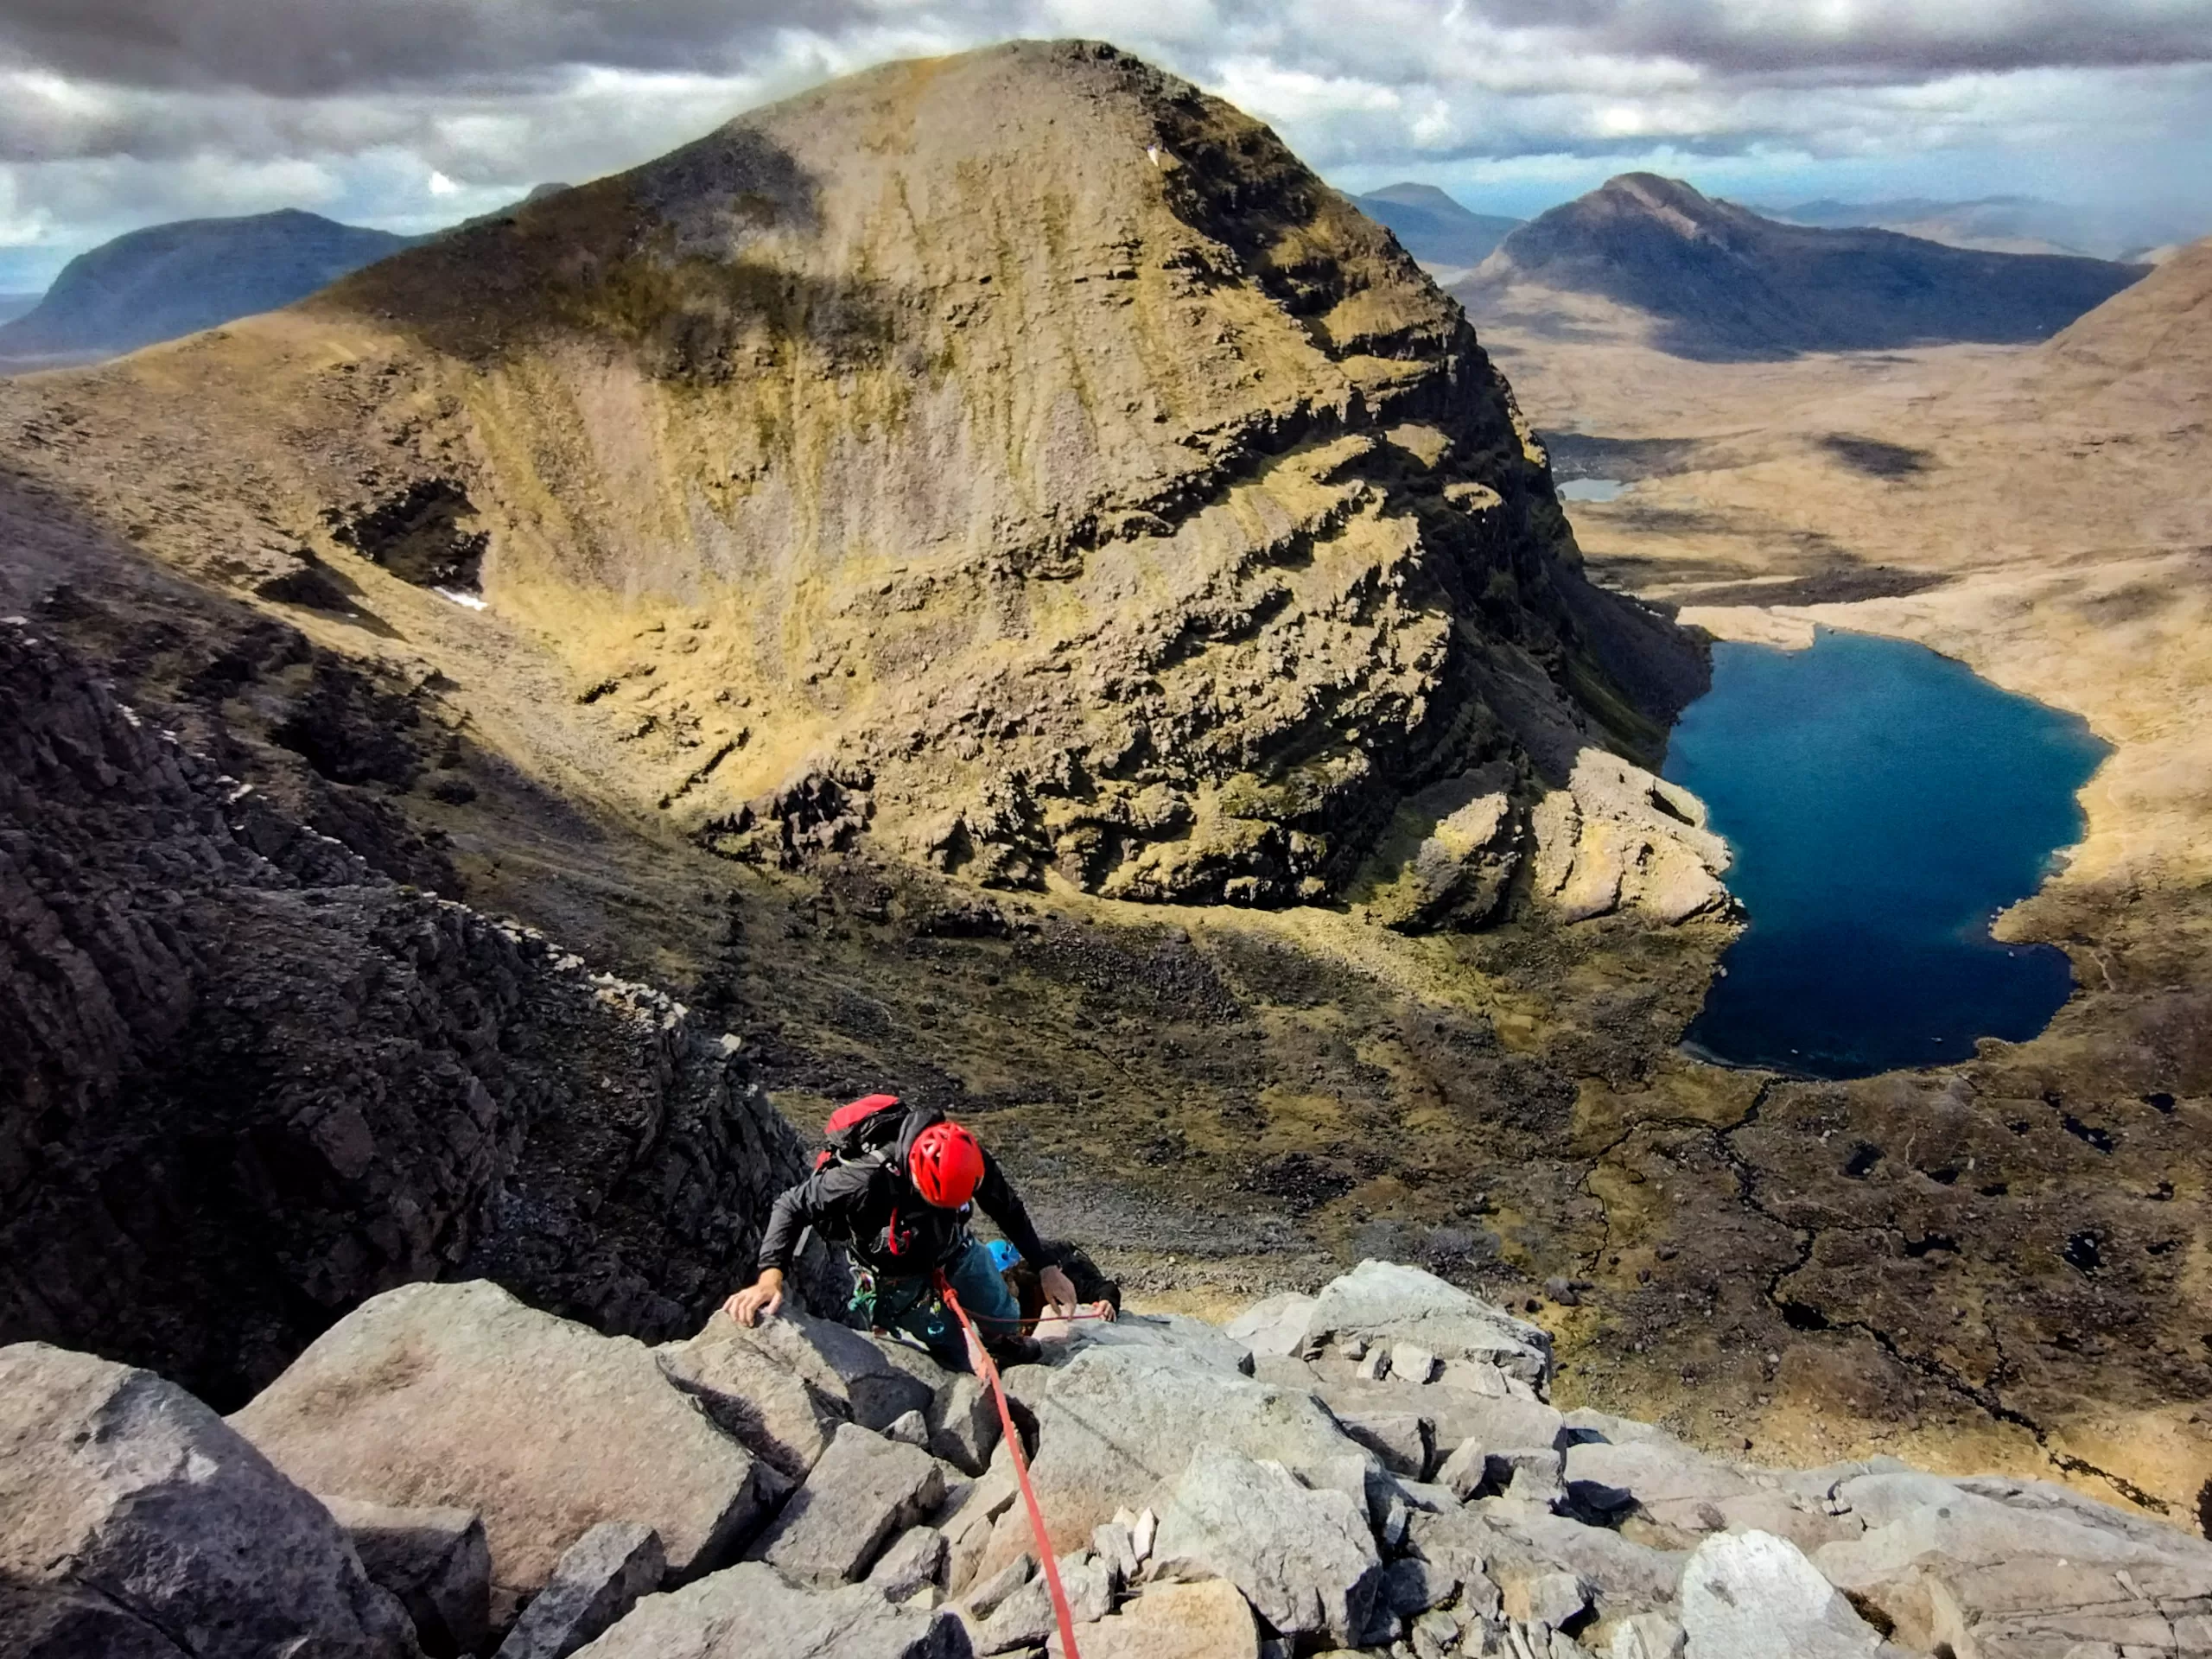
xmin=12 ymin=1260 xmax=2212 ymax=1659
xmin=0 ymin=614 xmax=817 ymax=1408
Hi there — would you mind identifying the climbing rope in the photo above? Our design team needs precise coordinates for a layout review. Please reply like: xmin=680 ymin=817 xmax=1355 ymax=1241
xmin=937 ymin=1274 xmax=1084 ymax=1659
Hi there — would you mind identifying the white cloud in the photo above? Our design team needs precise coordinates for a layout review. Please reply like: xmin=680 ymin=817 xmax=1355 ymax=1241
xmin=0 ymin=0 xmax=2206 ymax=287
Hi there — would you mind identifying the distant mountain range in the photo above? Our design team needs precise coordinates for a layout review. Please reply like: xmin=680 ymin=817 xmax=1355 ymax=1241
xmin=1456 ymin=173 xmax=2147 ymax=361
xmin=1763 ymin=194 xmax=2209 ymax=266
xmin=0 ymin=294 xmax=40 ymax=326
xmin=1351 ymin=183 xmax=1522 ymax=271
xmin=0 ymin=210 xmax=424 ymax=367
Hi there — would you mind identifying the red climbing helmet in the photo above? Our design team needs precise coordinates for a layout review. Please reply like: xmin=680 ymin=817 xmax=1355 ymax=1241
xmin=908 ymin=1121 xmax=985 ymax=1208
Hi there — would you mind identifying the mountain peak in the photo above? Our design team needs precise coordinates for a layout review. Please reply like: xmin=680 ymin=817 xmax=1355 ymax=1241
xmin=1460 ymin=171 xmax=2143 ymax=359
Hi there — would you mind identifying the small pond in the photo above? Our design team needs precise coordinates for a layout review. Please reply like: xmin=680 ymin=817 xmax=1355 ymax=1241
xmin=1662 ymin=629 xmax=2108 ymax=1078
xmin=1557 ymin=478 xmax=1626 ymax=502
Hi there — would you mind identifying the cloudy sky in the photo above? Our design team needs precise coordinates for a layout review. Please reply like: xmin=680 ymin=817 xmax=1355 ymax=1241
xmin=3 ymin=0 xmax=2209 ymax=289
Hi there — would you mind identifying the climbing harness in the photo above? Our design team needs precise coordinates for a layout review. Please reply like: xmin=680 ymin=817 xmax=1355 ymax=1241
xmin=937 ymin=1271 xmax=1084 ymax=1659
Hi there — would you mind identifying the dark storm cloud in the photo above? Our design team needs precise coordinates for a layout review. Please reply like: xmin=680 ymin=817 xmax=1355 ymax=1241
xmin=0 ymin=0 xmax=870 ymax=96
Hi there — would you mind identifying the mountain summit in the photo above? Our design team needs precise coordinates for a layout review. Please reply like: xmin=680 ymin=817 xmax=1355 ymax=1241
xmin=1459 ymin=172 xmax=2145 ymax=359
xmin=0 ymin=208 xmax=419 ymax=365
xmin=0 ymin=40 xmax=1717 ymax=921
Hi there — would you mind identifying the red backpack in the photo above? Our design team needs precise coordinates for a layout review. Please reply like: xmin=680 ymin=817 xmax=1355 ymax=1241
xmin=815 ymin=1094 xmax=913 ymax=1170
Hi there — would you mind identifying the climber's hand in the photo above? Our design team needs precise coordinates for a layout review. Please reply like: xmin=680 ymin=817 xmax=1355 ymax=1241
xmin=721 ymin=1270 xmax=785 ymax=1327
xmin=1039 ymin=1265 xmax=1079 ymax=1319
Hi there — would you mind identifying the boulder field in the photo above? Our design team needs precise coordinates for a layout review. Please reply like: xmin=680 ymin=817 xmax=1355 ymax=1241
xmin=10 ymin=1262 xmax=2211 ymax=1659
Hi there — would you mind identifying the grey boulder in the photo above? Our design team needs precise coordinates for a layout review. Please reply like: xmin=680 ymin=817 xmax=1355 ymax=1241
xmin=656 ymin=1324 xmax=849 ymax=1481
xmin=992 ymin=1345 xmax=1371 ymax=1577
xmin=1224 ymin=1294 xmax=1318 ymax=1361
xmin=1152 ymin=1444 xmax=1386 ymax=1649
xmin=0 ymin=1342 xmax=419 ymax=1659
xmin=1681 ymin=1529 xmax=1883 ymax=1658
xmin=1300 ymin=1261 xmax=1552 ymax=1386
xmin=751 ymin=1423 xmax=948 ymax=1586
xmin=868 ymin=1526 xmax=949 ymax=1605
xmin=231 ymin=1281 xmax=775 ymax=1595
xmin=325 ymin=1496 xmax=491 ymax=1657
xmin=1331 ymin=1408 xmax=1433 ymax=1478
xmin=570 ymin=1561 xmax=967 ymax=1658
xmin=497 ymin=1522 xmax=664 ymax=1659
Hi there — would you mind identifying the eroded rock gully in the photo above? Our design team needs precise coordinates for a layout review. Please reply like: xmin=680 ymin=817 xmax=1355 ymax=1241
xmin=16 ymin=1262 xmax=2212 ymax=1659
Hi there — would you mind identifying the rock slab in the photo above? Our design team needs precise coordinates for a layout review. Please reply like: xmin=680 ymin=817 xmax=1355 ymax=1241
xmin=325 ymin=1496 xmax=492 ymax=1657
xmin=572 ymin=1561 xmax=966 ymax=1658
xmin=1681 ymin=1529 xmax=1882 ymax=1659
xmin=1152 ymin=1444 xmax=1386 ymax=1649
xmin=750 ymin=1422 xmax=948 ymax=1586
xmin=0 ymin=1341 xmax=419 ymax=1659
xmin=231 ymin=1281 xmax=773 ymax=1595
xmin=497 ymin=1522 xmax=665 ymax=1659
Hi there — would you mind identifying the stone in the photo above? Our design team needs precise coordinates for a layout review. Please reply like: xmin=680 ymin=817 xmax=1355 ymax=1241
xmin=986 ymin=1346 xmax=1371 ymax=1575
xmin=1092 ymin=1521 xmax=1140 ymax=1588
xmin=1502 ymin=1570 xmax=1588 ymax=1630
xmin=930 ymin=1374 xmax=1002 ymax=1476
xmin=976 ymin=1577 xmax=1060 ymax=1653
xmin=656 ymin=1328 xmax=849 ymax=1481
xmin=1300 ymin=1262 xmax=1551 ymax=1387
xmin=868 ymin=1527 xmax=948 ymax=1604
xmin=1357 ymin=1348 xmax=1391 ymax=1382
xmin=232 ymin=1281 xmax=775 ymax=1596
xmin=0 ymin=1342 xmax=418 ymax=1659
xmin=497 ymin=1522 xmax=664 ymax=1659
xmin=751 ymin=1424 xmax=948 ymax=1586
xmin=1333 ymin=1410 xmax=1433 ymax=1478
xmin=1438 ymin=1437 xmax=1490 ymax=1501
xmin=1152 ymin=1444 xmax=1386 ymax=1649
xmin=1069 ymin=1313 xmax=1255 ymax=1376
xmin=1130 ymin=1509 xmax=1158 ymax=1567
xmin=324 ymin=1496 xmax=493 ymax=1657
xmin=1248 ymin=1354 xmax=1320 ymax=1391
xmin=664 ymin=1310 xmax=933 ymax=1439
xmin=1561 ymin=1441 xmax=1756 ymax=1534
xmin=569 ymin=1561 xmax=965 ymax=1658
xmin=1410 ymin=1608 xmax=1462 ymax=1659
xmin=1493 ymin=1448 xmax=1567 ymax=1512
xmin=1394 ymin=1344 xmax=1440 ymax=1385
xmin=1225 ymin=1294 xmax=1319 ymax=1361
xmin=887 ymin=1410 xmax=931 ymax=1447
xmin=964 ymin=1554 xmax=1036 ymax=1619
xmin=1383 ymin=1557 xmax=1459 ymax=1618
xmin=1473 ymin=1500 xmax=1683 ymax=1622
xmin=1066 ymin=1580 xmax=1261 ymax=1659
xmin=1610 ymin=1612 xmax=1686 ymax=1658
xmin=1811 ymin=1471 xmax=2212 ymax=1655
xmin=1681 ymin=1530 xmax=1882 ymax=1658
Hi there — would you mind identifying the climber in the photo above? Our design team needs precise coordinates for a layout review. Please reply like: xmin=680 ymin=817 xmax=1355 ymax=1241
xmin=721 ymin=1094 xmax=1093 ymax=1371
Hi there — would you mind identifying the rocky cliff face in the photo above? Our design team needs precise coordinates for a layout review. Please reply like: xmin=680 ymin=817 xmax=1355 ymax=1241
xmin=0 ymin=619 xmax=810 ymax=1408
xmin=0 ymin=40 xmax=1719 ymax=928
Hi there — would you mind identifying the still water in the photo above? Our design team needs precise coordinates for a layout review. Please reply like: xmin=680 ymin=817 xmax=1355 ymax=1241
xmin=1558 ymin=478 xmax=1626 ymax=502
xmin=1662 ymin=629 xmax=2107 ymax=1078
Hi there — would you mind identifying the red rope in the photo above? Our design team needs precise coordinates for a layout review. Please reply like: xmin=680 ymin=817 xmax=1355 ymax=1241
xmin=938 ymin=1276 xmax=1084 ymax=1659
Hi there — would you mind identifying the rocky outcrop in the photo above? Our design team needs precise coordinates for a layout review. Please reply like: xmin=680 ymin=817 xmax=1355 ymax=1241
xmin=229 ymin=1281 xmax=778 ymax=1598
xmin=0 ymin=620 xmax=811 ymax=1408
xmin=0 ymin=1342 xmax=420 ymax=1659
xmin=12 ymin=1263 xmax=2212 ymax=1658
